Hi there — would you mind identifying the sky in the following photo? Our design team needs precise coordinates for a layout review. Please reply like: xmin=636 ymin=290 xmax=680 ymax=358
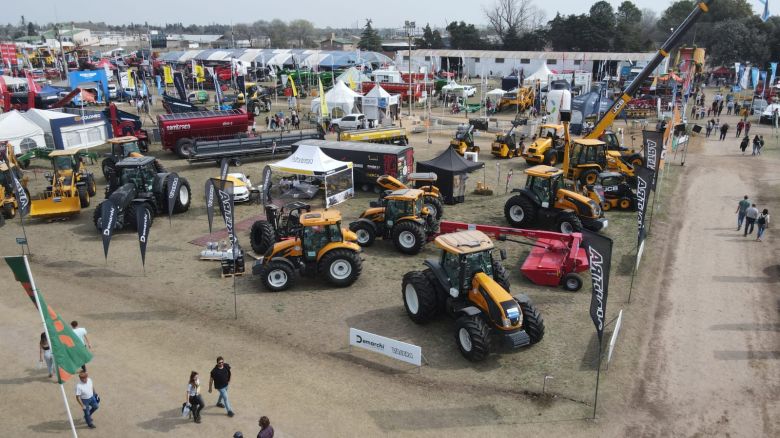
xmin=6 ymin=0 xmax=673 ymax=29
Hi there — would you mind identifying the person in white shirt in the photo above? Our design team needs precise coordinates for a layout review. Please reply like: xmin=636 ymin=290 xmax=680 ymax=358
xmin=75 ymin=372 xmax=99 ymax=429
xmin=70 ymin=321 xmax=91 ymax=372
xmin=744 ymin=204 xmax=760 ymax=236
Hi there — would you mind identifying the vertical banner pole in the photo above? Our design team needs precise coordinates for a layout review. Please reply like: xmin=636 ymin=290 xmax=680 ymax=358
xmin=593 ymin=338 xmax=603 ymax=419
xmin=20 ymin=212 xmax=31 ymax=254
xmin=627 ymin=246 xmax=639 ymax=303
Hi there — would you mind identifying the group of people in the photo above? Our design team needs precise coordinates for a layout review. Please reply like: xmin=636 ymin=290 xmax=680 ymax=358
xmin=739 ymin=134 xmax=765 ymax=155
xmin=265 ymin=111 xmax=300 ymax=131
xmin=736 ymin=195 xmax=771 ymax=241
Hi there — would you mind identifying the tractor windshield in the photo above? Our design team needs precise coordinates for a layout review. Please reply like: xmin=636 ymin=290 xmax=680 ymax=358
xmin=526 ymin=175 xmax=552 ymax=204
xmin=538 ymin=126 xmax=558 ymax=139
xmin=53 ymin=156 xmax=75 ymax=173
xmin=122 ymin=142 xmax=141 ymax=156
xmin=464 ymin=251 xmax=493 ymax=280
xmin=121 ymin=166 xmax=153 ymax=192
xmin=385 ymin=199 xmax=413 ymax=220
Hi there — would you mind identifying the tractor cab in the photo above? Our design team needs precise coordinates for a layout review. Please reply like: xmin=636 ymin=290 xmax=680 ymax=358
xmin=436 ymin=231 xmax=500 ymax=296
xmin=598 ymin=131 xmax=644 ymax=167
xmin=521 ymin=124 xmax=565 ymax=165
xmin=450 ymin=124 xmax=478 ymax=155
xmin=115 ymin=156 xmax=157 ymax=192
xmin=383 ymin=189 xmax=426 ymax=222
xmin=108 ymin=136 xmax=143 ymax=159
xmin=599 ymin=131 xmax=627 ymax=152
xmin=524 ymin=165 xmax=564 ymax=208
xmin=299 ymin=210 xmax=347 ymax=261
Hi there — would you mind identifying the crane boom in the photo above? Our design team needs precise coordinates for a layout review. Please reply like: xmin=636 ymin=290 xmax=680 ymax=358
xmin=585 ymin=0 xmax=713 ymax=140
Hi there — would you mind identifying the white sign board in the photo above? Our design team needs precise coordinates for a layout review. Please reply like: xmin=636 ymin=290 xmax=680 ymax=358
xmin=349 ymin=328 xmax=422 ymax=366
xmin=607 ymin=309 xmax=623 ymax=364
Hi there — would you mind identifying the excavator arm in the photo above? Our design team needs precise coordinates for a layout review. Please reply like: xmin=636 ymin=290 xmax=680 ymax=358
xmin=585 ymin=0 xmax=713 ymax=140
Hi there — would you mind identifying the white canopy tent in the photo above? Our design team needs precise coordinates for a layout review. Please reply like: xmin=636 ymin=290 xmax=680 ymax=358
xmin=269 ymin=144 xmax=354 ymax=207
xmin=337 ymin=67 xmax=372 ymax=85
xmin=525 ymin=63 xmax=554 ymax=85
xmin=0 ymin=110 xmax=47 ymax=154
xmin=310 ymin=80 xmax=361 ymax=117
xmin=24 ymin=108 xmax=108 ymax=150
xmin=486 ymin=88 xmax=506 ymax=99
xmin=361 ymin=84 xmax=398 ymax=123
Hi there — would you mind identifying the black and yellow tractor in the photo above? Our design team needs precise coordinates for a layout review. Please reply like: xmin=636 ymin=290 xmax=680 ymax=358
xmin=599 ymin=130 xmax=644 ymax=167
xmin=401 ymin=230 xmax=544 ymax=361
xmin=252 ymin=209 xmax=362 ymax=292
xmin=0 ymin=161 xmax=26 ymax=222
xmin=350 ymin=188 xmax=438 ymax=255
xmin=249 ymin=201 xmax=311 ymax=254
xmin=30 ymin=149 xmax=97 ymax=219
xmin=491 ymin=117 xmax=527 ymax=159
xmin=563 ymin=138 xmax=637 ymax=186
xmin=101 ymin=136 xmax=165 ymax=179
xmin=450 ymin=124 xmax=479 ymax=156
xmin=376 ymin=173 xmax=444 ymax=220
xmin=520 ymin=123 xmax=566 ymax=166
xmin=588 ymin=171 xmax=637 ymax=212
xmin=504 ymin=165 xmax=607 ymax=233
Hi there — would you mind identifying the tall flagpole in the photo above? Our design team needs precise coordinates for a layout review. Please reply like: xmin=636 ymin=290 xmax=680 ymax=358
xmin=23 ymin=256 xmax=78 ymax=437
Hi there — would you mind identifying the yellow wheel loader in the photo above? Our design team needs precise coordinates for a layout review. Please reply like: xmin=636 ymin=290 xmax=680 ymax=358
xmin=520 ymin=124 xmax=566 ymax=166
xmin=252 ymin=209 xmax=362 ymax=292
xmin=350 ymin=188 xmax=438 ymax=255
xmin=376 ymin=173 xmax=444 ymax=220
xmin=491 ymin=117 xmax=527 ymax=159
xmin=401 ymin=230 xmax=545 ymax=361
xmin=450 ymin=124 xmax=479 ymax=156
xmin=30 ymin=149 xmax=97 ymax=219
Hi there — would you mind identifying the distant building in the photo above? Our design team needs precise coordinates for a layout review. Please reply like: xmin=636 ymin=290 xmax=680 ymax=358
xmin=166 ymin=34 xmax=222 ymax=49
xmin=320 ymin=34 xmax=356 ymax=51
xmin=40 ymin=27 xmax=94 ymax=46
xmin=382 ymin=41 xmax=414 ymax=52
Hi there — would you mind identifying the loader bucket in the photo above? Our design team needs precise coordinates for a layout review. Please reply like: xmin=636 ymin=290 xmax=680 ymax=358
xmin=30 ymin=196 xmax=81 ymax=218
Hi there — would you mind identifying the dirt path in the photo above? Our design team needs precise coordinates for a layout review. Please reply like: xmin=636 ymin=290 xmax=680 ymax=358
xmin=614 ymin=118 xmax=780 ymax=436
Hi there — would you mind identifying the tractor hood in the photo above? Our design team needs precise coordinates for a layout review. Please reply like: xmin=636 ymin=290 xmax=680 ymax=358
xmin=469 ymin=272 xmax=522 ymax=330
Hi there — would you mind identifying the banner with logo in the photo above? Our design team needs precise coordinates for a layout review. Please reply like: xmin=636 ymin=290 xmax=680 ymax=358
xmin=751 ymin=67 xmax=760 ymax=89
xmin=136 ymin=206 xmax=151 ymax=267
xmin=205 ymin=179 xmax=216 ymax=234
xmin=173 ymin=71 xmax=187 ymax=101
xmin=582 ymin=231 xmax=612 ymax=342
xmin=100 ymin=200 xmax=118 ymax=259
xmin=635 ymin=164 xmax=654 ymax=249
xmin=195 ymin=64 xmax=205 ymax=84
xmin=166 ymin=173 xmax=180 ymax=223
xmin=220 ymin=158 xmax=230 ymax=181
xmin=163 ymin=65 xmax=174 ymax=84
xmin=349 ymin=328 xmax=422 ymax=366
xmin=210 ymin=178 xmax=237 ymax=249
xmin=642 ymin=130 xmax=664 ymax=190
xmin=10 ymin=169 xmax=30 ymax=217
xmin=770 ymin=62 xmax=778 ymax=89
xmin=261 ymin=165 xmax=272 ymax=205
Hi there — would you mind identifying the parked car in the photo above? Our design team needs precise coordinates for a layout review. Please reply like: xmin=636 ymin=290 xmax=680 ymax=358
xmin=330 ymin=113 xmax=367 ymax=131
xmin=108 ymin=83 xmax=117 ymax=99
xmin=463 ymin=85 xmax=476 ymax=97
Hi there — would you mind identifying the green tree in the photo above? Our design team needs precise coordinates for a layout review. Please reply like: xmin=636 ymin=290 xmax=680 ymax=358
xmin=446 ymin=21 xmax=488 ymax=49
xmin=517 ymin=28 xmax=548 ymax=50
xmin=415 ymin=24 xmax=444 ymax=49
xmin=613 ymin=1 xmax=643 ymax=52
xmin=358 ymin=19 xmax=382 ymax=52
xmin=267 ymin=19 xmax=289 ymax=48
xmin=585 ymin=1 xmax=616 ymax=51
xmin=703 ymin=18 xmax=769 ymax=65
xmin=27 ymin=21 xmax=36 ymax=37
xmin=288 ymin=19 xmax=315 ymax=48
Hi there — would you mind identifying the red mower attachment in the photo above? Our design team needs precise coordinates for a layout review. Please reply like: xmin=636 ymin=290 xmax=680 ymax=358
xmin=438 ymin=221 xmax=589 ymax=291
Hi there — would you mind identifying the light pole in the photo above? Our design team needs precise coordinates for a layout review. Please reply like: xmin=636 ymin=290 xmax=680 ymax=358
xmin=404 ymin=20 xmax=415 ymax=116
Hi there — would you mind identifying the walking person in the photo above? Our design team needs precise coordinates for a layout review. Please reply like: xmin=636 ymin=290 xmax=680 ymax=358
xmin=727 ymin=99 xmax=734 ymax=115
xmin=744 ymin=203 xmax=759 ymax=237
xmin=257 ymin=416 xmax=274 ymax=438
xmin=756 ymin=209 xmax=770 ymax=241
xmin=752 ymin=135 xmax=761 ymax=155
xmin=186 ymin=371 xmax=204 ymax=424
xmin=736 ymin=195 xmax=751 ymax=230
xmin=758 ymin=135 xmax=765 ymax=155
xmin=719 ymin=122 xmax=729 ymax=140
xmin=39 ymin=332 xmax=53 ymax=378
xmin=705 ymin=119 xmax=713 ymax=138
xmin=740 ymin=135 xmax=750 ymax=155
xmin=75 ymin=371 xmax=99 ymax=429
xmin=736 ymin=119 xmax=744 ymax=137
xmin=717 ymin=100 xmax=724 ymax=116
xmin=209 ymin=356 xmax=234 ymax=417
xmin=744 ymin=120 xmax=751 ymax=137
xmin=70 ymin=321 xmax=91 ymax=371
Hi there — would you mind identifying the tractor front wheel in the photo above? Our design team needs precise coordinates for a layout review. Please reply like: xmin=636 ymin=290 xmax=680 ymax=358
xmin=78 ymin=185 xmax=90 ymax=208
xmin=261 ymin=260 xmax=295 ymax=292
xmin=518 ymin=299 xmax=545 ymax=344
xmin=320 ymin=249 xmax=362 ymax=287
xmin=2 ymin=202 xmax=17 ymax=219
xmin=544 ymin=150 xmax=558 ymax=166
xmin=423 ymin=195 xmax=444 ymax=220
xmin=171 ymin=178 xmax=192 ymax=213
xmin=580 ymin=170 xmax=599 ymax=186
xmin=504 ymin=195 xmax=536 ymax=228
xmin=250 ymin=220 xmax=276 ymax=254
xmin=128 ymin=203 xmax=154 ymax=230
xmin=392 ymin=221 xmax=426 ymax=255
xmin=555 ymin=212 xmax=583 ymax=234
xmin=87 ymin=175 xmax=97 ymax=196
xmin=101 ymin=157 xmax=116 ymax=180
xmin=402 ymin=271 xmax=439 ymax=324
xmin=455 ymin=315 xmax=491 ymax=362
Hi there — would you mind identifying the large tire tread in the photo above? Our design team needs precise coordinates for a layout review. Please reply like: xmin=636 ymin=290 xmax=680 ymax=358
xmin=492 ymin=260 xmax=511 ymax=292
xmin=504 ymin=194 xmax=536 ymax=228
xmin=250 ymin=220 xmax=276 ymax=254
xmin=402 ymin=271 xmax=439 ymax=324
xmin=455 ymin=315 xmax=491 ymax=362
xmin=319 ymin=248 xmax=362 ymax=287
xmin=518 ymin=300 xmax=545 ymax=344
xmin=392 ymin=221 xmax=426 ymax=255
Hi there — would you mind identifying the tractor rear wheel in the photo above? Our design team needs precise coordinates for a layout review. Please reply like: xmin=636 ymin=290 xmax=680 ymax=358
xmin=2 ymin=202 xmax=16 ymax=219
xmin=492 ymin=261 xmax=511 ymax=292
xmin=250 ymin=220 xmax=276 ymax=254
xmin=504 ymin=195 xmax=536 ymax=228
xmin=170 ymin=178 xmax=192 ymax=213
xmin=320 ymin=249 xmax=362 ymax=287
xmin=128 ymin=203 xmax=154 ymax=230
xmin=580 ymin=169 xmax=599 ymax=186
xmin=423 ymin=195 xmax=444 ymax=220
xmin=86 ymin=175 xmax=97 ymax=196
xmin=544 ymin=150 xmax=558 ymax=166
xmin=261 ymin=260 xmax=295 ymax=292
xmin=619 ymin=197 xmax=633 ymax=210
xmin=518 ymin=299 xmax=545 ymax=344
xmin=602 ymin=201 xmax=612 ymax=211
xmin=349 ymin=221 xmax=376 ymax=247
xmin=392 ymin=221 xmax=426 ymax=255
xmin=402 ymin=271 xmax=439 ymax=324
xmin=455 ymin=315 xmax=491 ymax=362
xmin=629 ymin=154 xmax=644 ymax=167
xmin=92 ymin=202 xmax=105 ymax=232
xmin=78 ymin=185 xmax=90 ymax=208
xmin=555 ymin=212 xmax=583 ymax=234
xmin=101 ymin=157 xmax=116 ymax=180
xmin=561 ymin=272 xmax=583 ymax=292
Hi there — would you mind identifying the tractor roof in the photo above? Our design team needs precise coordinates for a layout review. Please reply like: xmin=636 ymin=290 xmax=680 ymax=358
xmin=107 ymin=136 xmax=139 ymax=144
xmin=573 ymin=138 xmax=606 ymax=146
xmin=116 ymin=156 xmax=156 ymax=167
xmin=435 ymin=230 xmax=494 ymax=255
xmin=407 ymin=172 xmax=437 ymax=182
xmin=300 ymin=209 xmax=341 ymax=226
xmin=385 ymin=188 xmax=423 ymax=200
xmin=541 ymin=124 xmax=564 ymax=130
xmin=525 ymin=165 xmax=562 ymax=178
xmin=48 ymin=149 xmax=84 ymax=157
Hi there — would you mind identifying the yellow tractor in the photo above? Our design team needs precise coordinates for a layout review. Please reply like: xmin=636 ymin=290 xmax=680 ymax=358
xmin=252 ymin=209 xmax=362 ymax=292
xmin=563 ymin=138 xmax=637 ymax=186
xmin=376 ymin=173 xmax=444 ymax=220
xmin=450 ymin=124 xmax=479 ymax=156
xmin=504 ymin=165 xmax=607 ymax=233
xmin=491 ymin=117 xmax=527 ymax=159
xmin=0 ymin=161 xmax=26 ymax=221
xmin=30 ymin=149 xmax=97 ymax=219
xmin=497 ymin=86 xmax=535 ymax=112
xmin=350 ymin=188 xmax=438 ymax=255
xmin=402 ymin=230 xmax=544 ymax=361
xmin=599 ymin=130 xmax=644 ymax=167
xmin=101 ymin=136 xmax=165 ymax=179
xmin=521 ymin=124 xmax=566 ymax=166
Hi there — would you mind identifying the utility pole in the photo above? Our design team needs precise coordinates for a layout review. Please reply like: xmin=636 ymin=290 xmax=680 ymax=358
xmin=404 ymin=20 xmax=415 ymax=116
xmin=55 ymin=25 xmax=67 ymax=81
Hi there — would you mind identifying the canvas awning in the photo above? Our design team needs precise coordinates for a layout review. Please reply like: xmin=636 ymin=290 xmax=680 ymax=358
xmin=270 ymin=144 xmax=352 ymax=176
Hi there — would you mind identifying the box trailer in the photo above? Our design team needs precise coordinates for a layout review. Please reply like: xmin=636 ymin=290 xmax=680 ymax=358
xmin=292 ymin=139 xmax=413 ymax=190
xmin=158 ymin=109 xmax=250 ymax=158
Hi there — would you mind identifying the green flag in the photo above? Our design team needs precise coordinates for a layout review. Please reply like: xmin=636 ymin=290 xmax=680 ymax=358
xmin=5 ymin=256 xmax=93 ymax=383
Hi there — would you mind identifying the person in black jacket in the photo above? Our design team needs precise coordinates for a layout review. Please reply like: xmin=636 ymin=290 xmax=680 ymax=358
xmin=209 ymin=356 xmax=234 ymax=417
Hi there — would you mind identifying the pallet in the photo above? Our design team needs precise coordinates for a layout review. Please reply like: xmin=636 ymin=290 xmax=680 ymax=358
xmin=220 ymin=270 xmax=246 ymax=279
xmin=244 ymin=250 xmax=262 ymax=260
